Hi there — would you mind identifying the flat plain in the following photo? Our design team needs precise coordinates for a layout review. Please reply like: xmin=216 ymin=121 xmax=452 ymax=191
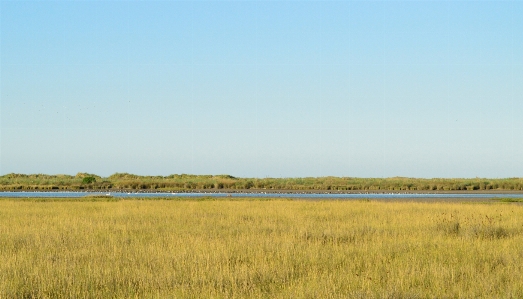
xmin=1 ymin=198 xmax=523 ymax=298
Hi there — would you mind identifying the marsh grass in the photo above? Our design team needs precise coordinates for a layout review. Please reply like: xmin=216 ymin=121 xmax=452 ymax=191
xmin=435 ymin=211 xmax=512 ymax=240
xmin=1 ymin=200 xmax=523 ymax=298
xmin=491 ymin=197 xmax=523 ymax=203
xmin=2 ymin=173 xmax=523 ymax=191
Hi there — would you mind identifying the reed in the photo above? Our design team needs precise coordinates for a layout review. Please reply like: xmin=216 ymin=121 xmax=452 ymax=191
xmin=1 ymin=173 xmax=523 ymax=191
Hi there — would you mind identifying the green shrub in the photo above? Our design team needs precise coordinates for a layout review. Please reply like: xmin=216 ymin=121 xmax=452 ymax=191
xmin=82 ymin=177 xmax=96 ymax=184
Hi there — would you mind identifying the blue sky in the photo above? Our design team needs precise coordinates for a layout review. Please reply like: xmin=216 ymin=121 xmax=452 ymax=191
xmin=1 ymin=0 xmax=522 ymax=178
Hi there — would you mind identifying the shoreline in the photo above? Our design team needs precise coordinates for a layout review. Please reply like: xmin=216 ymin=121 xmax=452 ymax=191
xmin=2 ymin=189 xmax=523 ymax=194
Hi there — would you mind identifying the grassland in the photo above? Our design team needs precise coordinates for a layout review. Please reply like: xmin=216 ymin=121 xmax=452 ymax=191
xmin=2 ymin=172 xmax=523 ymax=191
xmin=1 ymin=198 xmax=523 ymax=298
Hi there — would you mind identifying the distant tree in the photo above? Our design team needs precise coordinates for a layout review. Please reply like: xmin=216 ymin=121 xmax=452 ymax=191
xmin=82 ymin=177 xmax=96 ymax=184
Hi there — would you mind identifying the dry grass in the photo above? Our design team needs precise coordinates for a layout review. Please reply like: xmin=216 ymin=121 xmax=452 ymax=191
xmin=1 ymin=199 xmax=523 ymax=298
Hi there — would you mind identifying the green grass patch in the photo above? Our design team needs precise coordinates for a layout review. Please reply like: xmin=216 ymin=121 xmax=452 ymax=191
xmin=490 ymin=197 xmax=523 ymax=203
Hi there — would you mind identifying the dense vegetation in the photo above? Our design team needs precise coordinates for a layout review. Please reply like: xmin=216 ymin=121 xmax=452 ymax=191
xmin=1 ymin=173 xmax=523 ymax=191
xmin=2 ymin=199 xmax=523 ymax=298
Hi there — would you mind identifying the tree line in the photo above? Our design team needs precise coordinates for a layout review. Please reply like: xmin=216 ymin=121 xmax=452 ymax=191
xmin=0 ymin=173 xmax=522 ymax=191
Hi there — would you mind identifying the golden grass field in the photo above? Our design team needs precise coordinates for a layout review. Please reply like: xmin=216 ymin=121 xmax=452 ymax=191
xmin=1 ymin=198 xmax=523 ymax=298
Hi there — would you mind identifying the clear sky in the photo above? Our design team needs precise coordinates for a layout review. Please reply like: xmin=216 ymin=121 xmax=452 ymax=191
xmin=1 ymin=0 xmax=522 ymax=178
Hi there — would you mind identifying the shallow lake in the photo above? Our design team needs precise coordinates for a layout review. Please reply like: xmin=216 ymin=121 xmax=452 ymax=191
xmin=1 ymin=191 xmax=523 ymax=200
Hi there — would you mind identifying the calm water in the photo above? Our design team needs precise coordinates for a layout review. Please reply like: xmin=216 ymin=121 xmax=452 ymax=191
xmin=1 ymin=191 xmax=523 ymax=199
